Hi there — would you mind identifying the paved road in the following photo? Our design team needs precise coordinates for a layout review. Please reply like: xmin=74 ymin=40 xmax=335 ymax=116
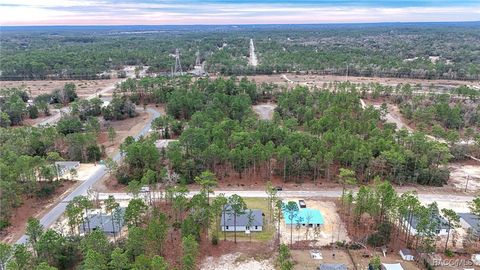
xmin=16 ymin=107 xmax=161 ymax=244
xmin=96 ymin=188 xmax=474 ymax=211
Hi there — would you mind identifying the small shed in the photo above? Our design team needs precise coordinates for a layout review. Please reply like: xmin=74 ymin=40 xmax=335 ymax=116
xmin=399 ymin=248 xmax=414 ymax=261
xmin=381 ymin=263 xmax=404 ymax=270
xmin=317 ymin=263 xmax=347 ymax=270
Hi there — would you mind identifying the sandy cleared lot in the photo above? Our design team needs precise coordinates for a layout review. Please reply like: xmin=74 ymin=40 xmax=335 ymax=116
xmin=201 ymin=252 xmax=274 ymax=270
xmin=0 ymin=79 xmax=123 ymax=99
xmin=252 ymin=103 xmax=277 ymax=120
xmin=448 ymin=162 xmax=480 ymax=193
xmin=291 ymin=249 xmax=353 ymax=270
xmin=62 ymin=163 xmax=103 ymax=181
xmin=280 ymin=199 xmax=349 ymax=247
xmin=239 ymin=74 xmax=479 ymax=90
xmin=350 ymin=250 xmax=421 ymax=270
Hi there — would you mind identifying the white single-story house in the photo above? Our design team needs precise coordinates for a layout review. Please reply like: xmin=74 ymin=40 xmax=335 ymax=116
xmin=404 ymin=214 xmax=449 ymax=236
xmin=381 ymin=263 xmax=404 ymax=270
xmin=54 ymin=161 xmax=80 ymax=177
xmin=399 ymin=248 xmax=414 ymax=261
xmin=221 ymin=207 xmax=263 ymax=232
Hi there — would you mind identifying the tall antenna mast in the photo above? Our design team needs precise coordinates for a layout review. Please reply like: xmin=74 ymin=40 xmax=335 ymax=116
xmin=195 ymin=51 xmax=201 ymax=67
xmin=174 ymin=48 xmax=183 ymax=75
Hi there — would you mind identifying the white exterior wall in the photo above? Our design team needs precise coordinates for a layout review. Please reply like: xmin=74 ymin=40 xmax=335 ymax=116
xmin=405 ymin=222 xmax=448 ymax=236
xmin=399 ymin=251 xmax=414 ymax=261
xmin=221 ymin=225 xmax=263 ymax=232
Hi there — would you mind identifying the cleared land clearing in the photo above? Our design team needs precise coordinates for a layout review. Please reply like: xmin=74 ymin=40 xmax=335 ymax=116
xmin=290 ymin=249 xmax=353 ymax=270
xmin=239 ymin=74 xmax=480 ymax=90
xmin=201 ymin=252 xmax=274 ymax=270
xmin=252 ymin=103 xmax=277 ymax=120
xmin=0 ymin=79 xmax=123 ymax=99
xmin=448 ymin=161 xmax=480 ymax=193
xmin=350 ymin=250 xmax=421 ymax=270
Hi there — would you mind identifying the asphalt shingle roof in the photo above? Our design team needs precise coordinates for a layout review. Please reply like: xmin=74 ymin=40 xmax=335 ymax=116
xmin=220 ymin=207 xmax=263 ymax=227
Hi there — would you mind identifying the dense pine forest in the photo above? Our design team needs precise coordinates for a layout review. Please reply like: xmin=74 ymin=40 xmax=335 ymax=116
xmin=1 ymin=22 xmax=480 ymax=80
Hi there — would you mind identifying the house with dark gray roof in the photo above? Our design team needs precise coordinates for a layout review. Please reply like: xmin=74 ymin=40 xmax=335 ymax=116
xmin=459 ymin=213 xmax=480 ymax=236
xmin=221 ymin=206 xmax=263 ymax=232
xmin=317 ymin=263 xmax=347 ymax=270
xmin=79 ymin=208 xmax=125 ymax=235
xmin=405 ymin=213 xmax=450 ymax=236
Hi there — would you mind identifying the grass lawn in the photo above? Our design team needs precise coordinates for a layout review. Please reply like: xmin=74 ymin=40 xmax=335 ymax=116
xmin=212 ymin=197 xmax=276 ymax=243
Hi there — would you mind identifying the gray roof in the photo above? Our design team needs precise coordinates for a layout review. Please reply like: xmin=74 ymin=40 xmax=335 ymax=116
xmin=79 ymin=208 xmax=125 ymax=234
xmin=318 ymin=264 xmax=347 ymax=270
xmin=221 ymin=207 xmax=263 ymax=227
xmin=400 ymin=248 xmax=413 ymax=256
xmin=459 ymin=213 xmax=480 ymax=231
xmin=408 ymin=213 xmax=449 ymax=231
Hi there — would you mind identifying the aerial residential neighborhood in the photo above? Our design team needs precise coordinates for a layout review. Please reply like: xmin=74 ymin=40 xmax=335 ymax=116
xmin=1 ymin=1 xmax=480 ymax=270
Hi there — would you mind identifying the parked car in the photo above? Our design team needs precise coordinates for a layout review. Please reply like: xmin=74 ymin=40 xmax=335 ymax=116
xmin=299 ymin=200 xmax=306 ymax=208
xmin=274 ymin=186 xmax=283 ymax=191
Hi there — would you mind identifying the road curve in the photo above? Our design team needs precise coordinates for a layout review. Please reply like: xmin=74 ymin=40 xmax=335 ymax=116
xmin=16 ymin=107 xmax=161 ymax=244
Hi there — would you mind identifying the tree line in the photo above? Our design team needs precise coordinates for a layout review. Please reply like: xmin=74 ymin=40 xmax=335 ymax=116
xmin=2 ymin=23 xmax=479 ymax=80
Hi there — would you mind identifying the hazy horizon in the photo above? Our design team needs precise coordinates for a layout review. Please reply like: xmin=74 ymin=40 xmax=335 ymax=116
xmin=1 ymin=0 xmax=479 ymax=26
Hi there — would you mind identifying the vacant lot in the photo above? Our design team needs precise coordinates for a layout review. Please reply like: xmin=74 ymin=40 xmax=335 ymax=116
xmin=290 ymin=249 xmax=353 ymax=270
xmin=350 ymin=249 xmax=421 ymax=270
xmin=0 ymin=79 xmax=123 ymax=99
xmin=449 ymin=161 xmax=480 ymax=193
xmin=201 ymin=252 xmax=274 ymax=270
xmin=252 ymin=103 xmax=277 ymax=120
xmin=240 ymin=74 xmax=479 ymax=90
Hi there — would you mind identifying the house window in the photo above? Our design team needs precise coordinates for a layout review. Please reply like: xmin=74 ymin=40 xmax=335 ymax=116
xmin=246 ymin=226 xmax=250 ymax=230
xmin=435 ymin=229 xmax=440 ymax=234
xmin=255 ymin=226 xmax=258 ymax=230
xmin=226 ymin=226 xmax=229 ymax=230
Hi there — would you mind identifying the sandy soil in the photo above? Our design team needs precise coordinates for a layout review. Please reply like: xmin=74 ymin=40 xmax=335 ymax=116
xmin=92 ymin=109 xmax=155 ymax=193
xmin=291 ymin=249 xmax=354 ymax=270
xmin=238 ymin=74 xmax=479 ymax=90
xmin=201 ymin=252 xmax=274 ymax=270
xmin=279 ymin=199 xmax=349 ymax=247
xmin=252 ymin=103 xmax=276 ymax=120
xmin=62 ymin=163 xmax=102 ymax=181
xmin=350 ymin=249 xmax=421 ymax=270
xmin=448 ymin=161 xmax=480 ymax=193
xmin=0 ymin=180 xmax=78 ymax=243
xmin=99 ymin=110 xmax=151 ymax=157
xmin=0 ymin=79 xmax=123 ymax=99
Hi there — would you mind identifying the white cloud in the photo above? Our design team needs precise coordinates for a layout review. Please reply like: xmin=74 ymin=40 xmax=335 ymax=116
xmin=1 ymin=1 xmax=479 ymax=25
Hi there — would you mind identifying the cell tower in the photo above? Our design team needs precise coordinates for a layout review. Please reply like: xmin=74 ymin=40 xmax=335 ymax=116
xmin=174 ymin=48 xmax=183 ymax=75
xmin=195 ymin=51 xmax=201 ymax=67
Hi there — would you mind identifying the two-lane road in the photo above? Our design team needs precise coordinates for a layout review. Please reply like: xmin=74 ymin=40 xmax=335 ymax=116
xmin=16 ymin=107 xmax=160 ymax=244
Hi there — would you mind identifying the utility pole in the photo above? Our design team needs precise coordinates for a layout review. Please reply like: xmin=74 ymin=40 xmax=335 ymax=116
xmin=465 ymin=174 xmax=470 ymax=192
xmin=345 ymin=64 xmax=349 ymax=81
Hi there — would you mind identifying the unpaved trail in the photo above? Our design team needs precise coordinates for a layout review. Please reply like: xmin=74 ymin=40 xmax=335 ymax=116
xmin=249 ymin=39 xmax=258 ymax=67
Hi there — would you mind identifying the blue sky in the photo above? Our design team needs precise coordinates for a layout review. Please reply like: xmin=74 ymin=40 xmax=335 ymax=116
xmin=1 ymin=0 xmax=479 ymax=25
